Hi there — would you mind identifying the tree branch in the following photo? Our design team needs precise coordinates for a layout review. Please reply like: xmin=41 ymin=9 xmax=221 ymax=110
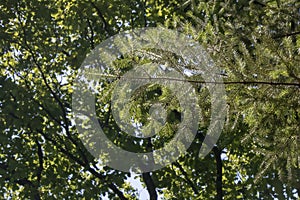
xmin=86 ymin=17 xmax=95 ymax=49
xmin=17 ymin=9 xmax=92 ymax=168
xmin=174 ymin=162 xmax=199 ymax=194
xmin=36 ymin=128 xmax=128 ymax=200
xmin=142 ymin=173 xmax=158 ymax=200
xmin=35 ymin=138 xmax=44 ymax=184
xmin=196 ymin=131 xmax=223 ymax=200
xmin=142 ymin=0 xmax=147 ymax=27
xmin=142 ymin=138 xmax=158 ymax=200
xmin=89 ymin=1 xmax=112 ymax=36
xmin=213 ymin=146 xmax=223 ymax=200
xmin=273 ymin=31 xmax=300 ymax=39
xmin=2 ymin=164 xmax=41 ymax=200
xmin=86 ymin=72 xmax=300 ymax=87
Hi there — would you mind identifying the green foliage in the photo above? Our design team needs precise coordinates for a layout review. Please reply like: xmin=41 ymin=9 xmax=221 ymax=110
xmin=0 ymin=0 xmax=299 ymax=199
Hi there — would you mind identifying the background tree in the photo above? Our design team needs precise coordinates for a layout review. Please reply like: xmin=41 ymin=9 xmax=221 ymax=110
xmin=0 ymin=0 xmax=299 ymax=199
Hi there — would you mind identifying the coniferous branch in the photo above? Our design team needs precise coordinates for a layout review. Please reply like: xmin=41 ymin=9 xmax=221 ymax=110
xmin=84 ymin=72 xmax=300 ymax=87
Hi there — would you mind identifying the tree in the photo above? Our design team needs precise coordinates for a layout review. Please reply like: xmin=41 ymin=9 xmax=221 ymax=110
xmin=0 ymin=0 xmax=299 ymax=199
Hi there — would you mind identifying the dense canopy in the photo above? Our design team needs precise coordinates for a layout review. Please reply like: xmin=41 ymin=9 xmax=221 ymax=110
xmin=0 ymin=0 xmax=299 ymax=199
